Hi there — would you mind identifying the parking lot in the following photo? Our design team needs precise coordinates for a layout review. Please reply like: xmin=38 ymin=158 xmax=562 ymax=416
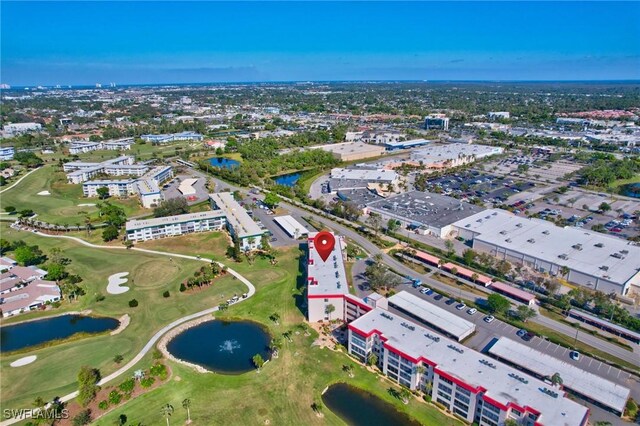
xmin=241 ymin=191 xmax=316 ymax=248
xmin=161 ymin=173 xmax=210 ymax=205
xmin=390 ymin=283 xmax=640 ymax=416
xmin=484 ymin=154 xmax=585 ymax=184
xmin=423 ymin=170 xmax=535 ymax=204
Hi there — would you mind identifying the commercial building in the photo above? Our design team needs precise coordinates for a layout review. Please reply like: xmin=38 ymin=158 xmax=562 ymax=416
xmin=273 ymin=215 xmax=310 ymax=239
xmin=2 ymin=122 xmax=42 ymax=135
xmin=409 ymin=144 xmax=504 ymax=169
xmin=311 ymin=142 xmax=385 ymax=161
xmin=384 ymin=139 xmax=433 ymax=150
xmin=388 ymin=291 xmax=476 ymax=341
xmin=125 ymin=210 xmax=227 ymax=242
xmin=348 ymin=309 xmax=589 ymax=426
xmin=488 ymin=112 xmax=510 ymax=120
xmin=451 ymin=209 xmax=640 ymax=295
xmin=209 ymin=192 xmax=264 ymax=250
xmin=424 ymin=114 xmax=449 ymax=130
xmin=488 ymin=338 xmax=630 ymax=416
xmin=306 ymin=231 xmax=350 ymax=322
xmin=141 ymin=131 xmax=203 ymax=144
xmin=0 ymin=146 xmax=15 ymax=160
xmin=330 ymin=167 xmax=399 ymax=184
xmin=366 ymin=191 xmax=485 ymax=238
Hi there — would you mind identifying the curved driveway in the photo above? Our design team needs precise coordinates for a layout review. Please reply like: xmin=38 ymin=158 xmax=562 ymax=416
xmin=0 ymin=231 xmax=255 ymax=426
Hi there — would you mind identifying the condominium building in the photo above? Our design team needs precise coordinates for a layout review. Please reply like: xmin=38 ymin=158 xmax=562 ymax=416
xmin=101 ymin=138 xmax=133 ymax=150
xmin=0 ymin=258 xmax=60 ymax=317
xmin=209 ymin=192 xmax=264 ymax=251
xmin=69 ymin=141 xmax=101 ymax=155
xmin=0 ymin=146 xmax=15 ymax=160
xmin=306 ymin=231 xmax=350 ymax=322
xmin=83 ymin=179 xmax=136 ymax=197
xmin=141 ymin=131 xmax=203 ymax=144
xmin=3 ymin=122 xmax=42 ymax=135
xmin=348 ymin=309 xmax=589 ymax=426
xmin=65 ymin=155 xmax=138 ymax=184
xmin=125 ymin=210 xmax=227 ymax=242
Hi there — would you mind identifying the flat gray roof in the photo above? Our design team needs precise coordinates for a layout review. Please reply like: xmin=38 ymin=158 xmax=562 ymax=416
xmin=307 ymin=231 xmax=349 ymax=297
xmin=452 ymin=209 xmax=640 ymax=286
xmin=388 ymin=291 xmax=475 ymax=340
xmin=273 ymin=215 xmax=310 ymax=238
xmin=488 ymin=338 xmax=630 ymax=413
xmin=350 ymin=309 xmax=589 ymax=425
xmin=367 ymin=191 xmax=485 ymax=229
xmin=126 ymin=210 xmax=225 ymax=231
xmin=209 ymin=192 xmax=264 ymax=238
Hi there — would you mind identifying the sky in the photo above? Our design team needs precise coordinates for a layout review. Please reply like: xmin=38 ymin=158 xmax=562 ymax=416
xmin=2 ymin=1 xmax=640 ymax=85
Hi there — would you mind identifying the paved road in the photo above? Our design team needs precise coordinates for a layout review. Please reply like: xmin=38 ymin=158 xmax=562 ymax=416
xmin=0 ymin=230 xmax=256 ymax=426
xmin=0 ymin=167 xmax=41 ymax=194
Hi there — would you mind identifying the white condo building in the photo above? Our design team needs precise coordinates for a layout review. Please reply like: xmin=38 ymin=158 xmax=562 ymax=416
xmin=126 ymin=211 xmax=227 ymax=242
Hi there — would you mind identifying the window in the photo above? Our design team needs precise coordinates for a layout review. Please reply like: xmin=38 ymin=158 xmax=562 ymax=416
xmin=436 ymin=398 xmax=450 ymax=407
xmin=438 ymin=384 xmax=452 ymax=395
xmin=324 ymin=298 xmax=328 ymax=302
xmin=439 ymin=376 xmax=453 ymax=386
xmin=453 ymin=407 xmax=468 ymax=418
xmin=455 ymin=392 xmax=470 ymax=405
xmin=437 ymin=391 xmax=452 ymax=401
xmin=511 ymin=408 xmax=522 ymax=417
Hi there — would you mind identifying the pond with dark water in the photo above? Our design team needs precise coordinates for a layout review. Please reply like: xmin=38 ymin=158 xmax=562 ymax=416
xmin=166 ymin=320 xmax=271 ymax=374
xmin=208 ymin=157 xmax=240 ymax=169
xmin=322 ymin=383 xmax=422 ymax=426
xmin=0 ymin=314 xmax=120 ymax=352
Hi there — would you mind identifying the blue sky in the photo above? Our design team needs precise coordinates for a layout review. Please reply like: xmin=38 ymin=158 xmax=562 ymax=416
xmin=2 ymin=1 xmax=639 ymax=85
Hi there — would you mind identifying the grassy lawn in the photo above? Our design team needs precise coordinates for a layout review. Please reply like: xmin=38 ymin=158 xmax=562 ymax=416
xmin=135 ymin=231 xmax=231 ymax=260
xmin=609 ymin=175 xmax=640 ymax=190
xmin=0 ymin=225 xmax=246 ymax=411
xmin=0 ymin=165 xmax=147 ymax=225
xmin=94 ymin=242 xmax=463 ymax=426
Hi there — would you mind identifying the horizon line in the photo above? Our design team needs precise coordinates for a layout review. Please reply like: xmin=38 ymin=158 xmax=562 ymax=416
xmin=4 ymin=78 xmax=640 ymax=88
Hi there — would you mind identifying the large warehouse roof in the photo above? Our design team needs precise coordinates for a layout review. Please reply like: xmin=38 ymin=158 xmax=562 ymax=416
xmin=273 ymin=215 xmax=310 ymax=238
xmin=488 ymin=338 xmax=630 ymax=414
xmin=367 ymin=191 xmax=484 ymax=228
xmin=388 ymin=291 xmax=475 ymax=341
xmin=452 ymin=209 xmax=640 ymax=287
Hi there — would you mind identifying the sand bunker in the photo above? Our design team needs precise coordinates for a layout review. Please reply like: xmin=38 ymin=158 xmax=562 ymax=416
xmin=37 ymin=190 xmax=51 ymax=196
xmin=10 ymin=355 xmax=37 ymax=367
xmin=77 ymin=203 xmax=96 ymax=207
xmin=107 ymin=272 xmax=130 ymax=294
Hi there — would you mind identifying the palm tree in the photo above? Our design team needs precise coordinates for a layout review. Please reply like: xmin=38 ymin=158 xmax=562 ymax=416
xmin=550 ymin=372 xmax=563 ymax=386
xmin=161 ymin=404 xmax=174 ymax=426
xmin=182 ymin=399 xmax=192 ymax=424
xmin=399 ymin=388 xmax=411 ymax=404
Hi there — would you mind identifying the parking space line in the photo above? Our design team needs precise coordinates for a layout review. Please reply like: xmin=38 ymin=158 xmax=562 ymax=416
xmin=588 ymin=359 xmax=593 ymax=367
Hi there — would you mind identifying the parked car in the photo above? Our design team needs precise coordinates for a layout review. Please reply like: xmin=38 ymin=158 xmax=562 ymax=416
xmin=420 ymin=287 xmax=431 ymax=295
xmin=445 ymin=298 xmax=456 ymax=305
xmin=570 ymin=351 xmax=580 ymax=361
xmin=434 ymin=294 xmax=444 ymax=301
xmin=467 ymin=308 xmax=477 ymax=315
xmin=516 ymin=329 xmax=527 ymax=337
xmin=456 ymin=303 xmax=466 ymax=310
xmin=522 ymin=332 xmax=534 ymax=341
xmin=484 ymin=315 xmax=495 ymax=323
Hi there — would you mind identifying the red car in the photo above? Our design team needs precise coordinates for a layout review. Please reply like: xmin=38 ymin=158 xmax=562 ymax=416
xmin=611 ymin=227 xmax=622 ymax=232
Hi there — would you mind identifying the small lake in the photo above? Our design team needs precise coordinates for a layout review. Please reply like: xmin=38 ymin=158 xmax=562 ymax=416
xmin=208 ymin=157 xmax=240 ymax=169
xmin=0 ymin=314 xmax=120 ymax=352
xmin=273 ymin=172 xmax=301 ymax=187
xmin=322 ymin=383 xmax=421 ymax=426
xmin=167 ymin=320 xmax=271 ymax=374
xmin=620 ymin=183 xmax=640 ymax=198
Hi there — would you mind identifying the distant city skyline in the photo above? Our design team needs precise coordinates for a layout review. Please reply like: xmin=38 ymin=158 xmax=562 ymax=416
xmin=2 ymin=1 xmax=639 ymax=86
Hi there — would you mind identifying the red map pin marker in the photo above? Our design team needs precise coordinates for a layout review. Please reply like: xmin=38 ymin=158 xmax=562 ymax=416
xmin=314 ymin=231 xmax=336 ymax=262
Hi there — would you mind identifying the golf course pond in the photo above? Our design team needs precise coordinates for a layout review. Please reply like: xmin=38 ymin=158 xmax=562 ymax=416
xmin=166 ymin=319 xmax=271 ymax=374
xmin=0 ymin=314 xmax=120 ymax=352
xmin=208 ymin=157 xmax=240 ymax=169
xmin=322 ymin=383 xmax=421 ymax=426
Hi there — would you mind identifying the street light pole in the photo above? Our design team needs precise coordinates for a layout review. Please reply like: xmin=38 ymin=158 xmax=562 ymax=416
xmin=573 ymin=327 xmax=579 ymax=346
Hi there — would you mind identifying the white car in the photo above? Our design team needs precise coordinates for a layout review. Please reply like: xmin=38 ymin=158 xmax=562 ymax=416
xmin=483 ymin=315 xmax=495 ymax=323
xmin=467 ymin=308 xmax=477 ymax=315
xmin=420 ymin=287 xmax=431 ymax=294
xmin=570 ymin=351 xmax=580 ymax=361
xmin=456 ymin=303 xmax=466 ymax=310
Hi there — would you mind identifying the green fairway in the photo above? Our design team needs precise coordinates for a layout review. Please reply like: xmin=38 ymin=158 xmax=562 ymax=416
xmin=93 ymin=245 xmax=462 ymax=426
xmin=0 ymin=165 xmax=147 ymax=225
xmin=0 ymin=224 xmax=246 ymax=411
